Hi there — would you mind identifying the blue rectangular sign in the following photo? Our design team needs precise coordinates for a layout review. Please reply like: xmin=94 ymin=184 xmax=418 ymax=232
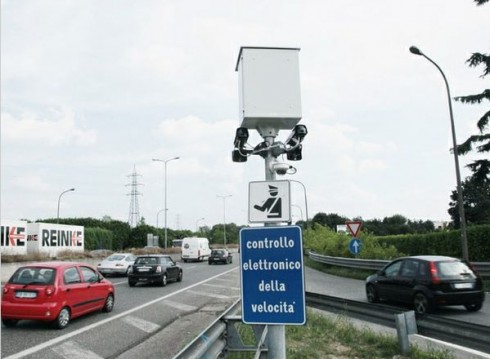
xmin=240 ymin=226 xmax=305 ymax=325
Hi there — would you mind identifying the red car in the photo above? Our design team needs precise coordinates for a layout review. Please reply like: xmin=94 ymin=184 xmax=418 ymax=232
xmin=2 ymin=262 xmax=115 ymax=329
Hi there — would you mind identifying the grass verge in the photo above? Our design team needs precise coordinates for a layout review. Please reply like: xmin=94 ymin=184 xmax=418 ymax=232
xmin=228 ymin=309 xmax=455 ymax=359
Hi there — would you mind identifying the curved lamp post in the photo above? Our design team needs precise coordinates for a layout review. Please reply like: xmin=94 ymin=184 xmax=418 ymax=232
xmin=289 ymin=179 xmax=309 ymax=230
xmin=153 ymin=156 xmax=180 ymax=249
xmin=217 ymin=195 xmax=232 ymax=247
xmin=156 ymin=209 xmax=166 ymax=228
xmin=57 ymin=188 xmax=75 ymax=224
xmin=409 ymin=45 xmax=468 ymax=260
xmin=195 ymin=217 xmax=205 ymax=233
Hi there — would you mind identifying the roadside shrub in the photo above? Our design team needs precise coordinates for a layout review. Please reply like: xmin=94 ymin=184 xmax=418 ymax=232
xmin=303 ymin=224 xmax=402 ymax=260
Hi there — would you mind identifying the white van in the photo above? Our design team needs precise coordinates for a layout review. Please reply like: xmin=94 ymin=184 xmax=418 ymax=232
xmin=181 ymin=237 xmax=211 ymax=262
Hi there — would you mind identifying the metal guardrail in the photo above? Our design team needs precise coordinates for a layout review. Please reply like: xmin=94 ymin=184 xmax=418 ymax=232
xmin=174 ymin=293 xmax=490 ymax=358
xmin=308 ymin=251 xmax=490 ymax=278
xmin=172 ymin=299 xmax=269 ymax=359
xmin=305 ymin=291 xmax=490 ymax=355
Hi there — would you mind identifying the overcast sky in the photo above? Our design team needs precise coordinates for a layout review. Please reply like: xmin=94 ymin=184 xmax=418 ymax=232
xmin=1 ymin=0 xmax=488 ymax=231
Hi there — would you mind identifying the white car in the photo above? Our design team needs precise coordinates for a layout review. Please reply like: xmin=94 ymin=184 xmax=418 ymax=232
xmin=97 ymin=253 xmax=137 ymax=276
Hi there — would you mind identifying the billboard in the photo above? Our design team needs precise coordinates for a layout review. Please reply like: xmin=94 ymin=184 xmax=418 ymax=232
xmin=1 ymin=220 xmax=28 ymax=255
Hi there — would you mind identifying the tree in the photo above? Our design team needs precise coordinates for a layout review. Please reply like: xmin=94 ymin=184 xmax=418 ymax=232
xmin=312 ymin=213 xmax=350 ymax=231
xmin=451 ymin=0 xmax=490 ymax=225
xmin=449 ymin=175 xmax=490 ymax=226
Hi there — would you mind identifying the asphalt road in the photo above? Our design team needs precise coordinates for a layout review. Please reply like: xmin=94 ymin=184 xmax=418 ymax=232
xmin=1 ymin=257 xmax=241 ymax=359
xmin=1 ymin=254 xmax=488 ymax=358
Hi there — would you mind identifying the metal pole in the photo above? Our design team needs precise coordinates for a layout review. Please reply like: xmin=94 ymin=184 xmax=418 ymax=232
xmin=195 ymin=217 xmax=205 ymax=233
xmin=217 ymin=195 xmax=232 ymax=247
xmin=289 ymin=179 xmax=309 ymax=230
xmin=57 ymin=188 xmax=75 ymax=224
xmin=153 ymin=157 xmax=179 ymax=250
xmin=156 ymin=209 xmax=165 ymax=228
xmin=263 ymin=135 xmax=286 ymax=359
xmin=409 ymin=46 xmax=469 ymax=260
xmin=291 ymin=204 xmax=304 ymax=222
xmin=164 ymin=160 xmax=168 ymax=249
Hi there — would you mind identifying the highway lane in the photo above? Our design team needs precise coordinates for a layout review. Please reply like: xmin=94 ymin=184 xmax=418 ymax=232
xmin=2 ymin=256 xmax=488 ymax=358
xmin=1 ymin=257 xmax=241 ymax=359
xmin=304 ymin=265 xmax=490 ymax=326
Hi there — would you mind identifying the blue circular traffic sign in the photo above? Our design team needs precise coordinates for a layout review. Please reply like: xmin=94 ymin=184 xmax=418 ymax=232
xmin=349 ymin=238 xmax=362 ymax=255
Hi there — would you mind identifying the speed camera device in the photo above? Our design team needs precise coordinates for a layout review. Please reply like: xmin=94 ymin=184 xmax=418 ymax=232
xmin=235 ymin=47 xmax=302 ymax=134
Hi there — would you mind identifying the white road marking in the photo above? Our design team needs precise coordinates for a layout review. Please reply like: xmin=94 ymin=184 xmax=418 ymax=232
xmin=162 ymin=300 xmax=197 ymax=312
xmin=213 ymin=277 xmax=237 ymax=283
xmin=188 ymin=289 xmax=238 ymax=300
xmin=122 ymin=315 xmax=160 ymax=333
xmin=203 ymin=283 xmax=240 ymax=290
xmin=52 ymin=341 xmax=103 ymax=359
xmin=4 ymin=267 xmax=238 ymax=359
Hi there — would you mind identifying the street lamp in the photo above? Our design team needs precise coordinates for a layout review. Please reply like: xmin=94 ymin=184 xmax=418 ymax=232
xmin=291 ymin=204 xmax=304 ymax=222
xmin=152 ymin=156 xmax=180 ymax=249
xmin=156 ymin=209 xmax=166 ymax=228
xmin=409 ymin=45 xmax=468 ymax=260
xmin=195 ymin=217 xmax=205 ymax=233
xmin=217 ymin=195 xmax=232 ymax=247
xmin=57 ymin=188 xmax=75 ymax=224
xmin=290 ymin=179 xmax=310 ymax=230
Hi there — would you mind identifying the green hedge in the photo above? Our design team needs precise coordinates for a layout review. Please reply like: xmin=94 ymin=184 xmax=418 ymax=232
xmin=376 ymin=225 xmax=490 ymax=261
xmin=84 ymin=227 xmax=114 ymax=251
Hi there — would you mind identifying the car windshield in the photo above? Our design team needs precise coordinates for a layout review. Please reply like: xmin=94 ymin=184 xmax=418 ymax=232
xmin=107 ymin=254 xmax=126 ymax=261
xmin=212 ymin=250 xmax=224 ymax=255
xmin=437 ymin=260 xmax=476 ymax=279
xmin=135 ymin=257 xmax=157 ymax=265
xmin=10 ymin=267 xmax=56 ymax=285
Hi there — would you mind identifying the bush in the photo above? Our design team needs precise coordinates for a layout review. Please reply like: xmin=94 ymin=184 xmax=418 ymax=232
xmin=303 ymin=224 xmax=402 ymax=260
xmin=376 ymin=224 xmax=490 ymax=261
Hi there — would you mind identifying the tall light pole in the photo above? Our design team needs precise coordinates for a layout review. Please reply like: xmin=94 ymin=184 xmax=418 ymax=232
xmin=291 ymin=204 xmax=304 ymax=222
xmin=290 ymin=179 xmax=309 ymax=230
xmin=57 ymin=188 xmax=75 ymax=224
xmin=217 ymin=194 xmax=232 ymax=247
xmin=153 ymin=156 xmax=180 ymax=250
xmin=156 ymin=209 xmax=166 ymax=228
xmin=195 ymin=217 xmax=205 ymax=233
xmin=409 ymin=45 xmax=468 ymax=260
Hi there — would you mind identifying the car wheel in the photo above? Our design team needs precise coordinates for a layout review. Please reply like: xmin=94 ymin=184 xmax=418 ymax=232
xmin=55 ymin=307 xmax=71 ymax=329
xmin=2 ymin=319 xmax=18 ymax=327
xmin=102 ymin=294 xmax=114 ymax=312
xmin=177 ymin=270 xmax=183 ymax=282
xmin=465 ymin=302 xmax=482 ymax=312
xmin=413 ymin=293 xmax=431 ymax=315
xmin=161 ymin=273 xmax=168 ymax=287
xmin=366 ymin=285 xmax=379 ymax=303
xmin=128 ymin=279 xmax=136 ymax=287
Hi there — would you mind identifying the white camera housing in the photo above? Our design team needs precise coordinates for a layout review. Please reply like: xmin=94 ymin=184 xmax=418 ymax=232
xmin=271 ymin=162 xmax=292 ymax=175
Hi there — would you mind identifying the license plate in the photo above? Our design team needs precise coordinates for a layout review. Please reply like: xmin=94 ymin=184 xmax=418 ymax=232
xmin=138 ymin=268 xmax=149 ymax=272
xmin=16 ymin=291 xmax=37 ymax=299
xmin=454 ymin=283 xmax=473 ymax=289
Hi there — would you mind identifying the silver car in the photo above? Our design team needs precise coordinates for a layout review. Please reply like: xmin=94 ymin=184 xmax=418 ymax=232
xmin=97 ymin=253 xmax=137 ymax=276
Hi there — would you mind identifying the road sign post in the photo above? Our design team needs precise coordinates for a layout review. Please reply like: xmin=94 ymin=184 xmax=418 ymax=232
xmin=346 ymin=221 xmax=363 ymax=256
xmin=349 ymin=238 xmax=362 ymax=255
xmin=345 ymin=221 xmax=362 ymax=238
xmin=240 ymin=226 xmax=306 ymax=325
